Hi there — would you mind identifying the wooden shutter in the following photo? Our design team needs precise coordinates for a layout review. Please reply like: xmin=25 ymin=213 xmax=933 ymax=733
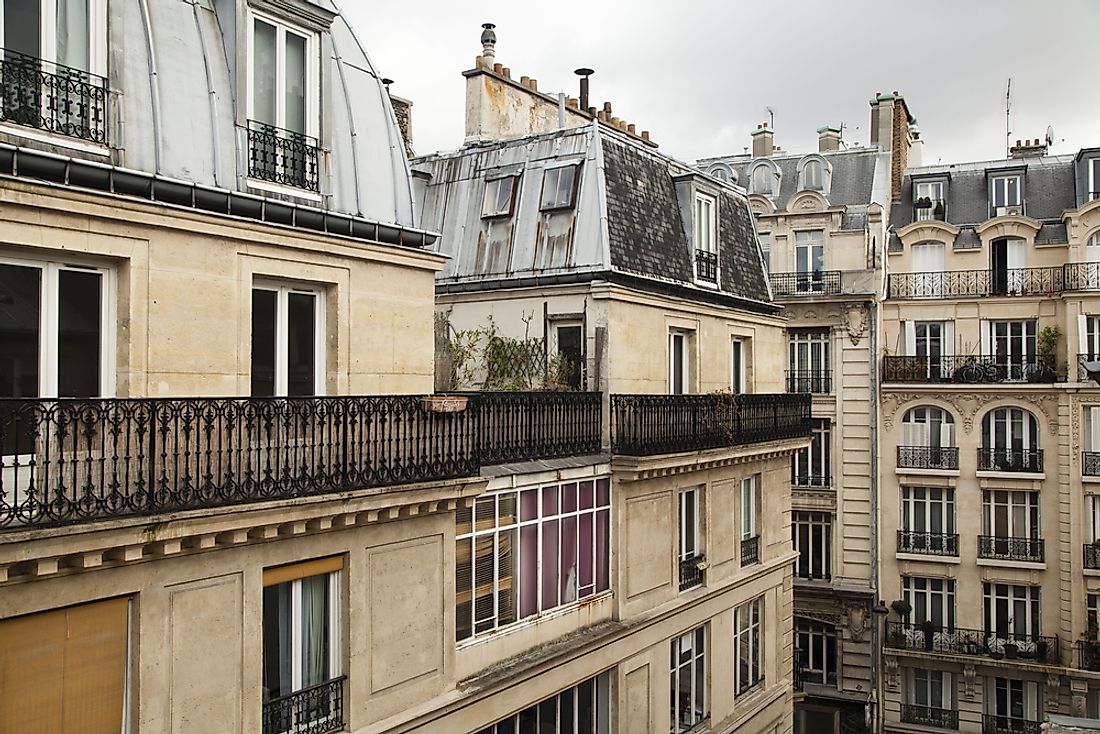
xmin=0 ymin=597 xmax=128 ymax=734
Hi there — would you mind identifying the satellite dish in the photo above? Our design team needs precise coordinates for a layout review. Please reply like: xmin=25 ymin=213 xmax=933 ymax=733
xmin=1046 ymin=125 xmax=1055 ymax=147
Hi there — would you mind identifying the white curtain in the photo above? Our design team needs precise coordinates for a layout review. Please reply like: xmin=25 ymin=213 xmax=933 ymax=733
xmin=56 ymin=0 xmax=88 ymax=71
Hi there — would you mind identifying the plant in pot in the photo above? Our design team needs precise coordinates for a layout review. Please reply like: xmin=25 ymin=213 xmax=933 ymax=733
xmin=1004 ymin=638 xmax=1019 ymax=659
xmin=1034 ymin=325 xmax=1061 ymax=383
xmin=918 ymin=619 xmax=938 ymax=651
xmin=890 ymin=599 xmax=912 ymax=619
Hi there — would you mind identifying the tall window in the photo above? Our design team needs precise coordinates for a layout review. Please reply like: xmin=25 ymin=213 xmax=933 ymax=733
xmin=913 ymin=180 xmax=946 ymax=222
xmin=251 ymin=283 xmax=324 ymax=397
xmin=908 ymin=669 xmax=952 ymax=712
xmin=679 ymin=487 xmax=704 ymax=591
xmin=800 ymin=159 xmax=824 ymax=191
xmin=986 ymin=319 xmax=1037 ymax=378
xmin=1090 ymin=159 xmax=1100 ymax=201
xmin=475 ymin=672 xmax=611 ymax=734
xmin=990 ymin=678 xmax=1039 ymax=725
xmin=792 ymin=510 xmax=831 ymax=580
xmin=794 ymin=230 xmax=825 ymax=293
xmin=540 ymin=164 xmax=579 ymax=210
xmin=982 ymin=490 xmax=1039 ymax=539
xmin=551 ymin=322 xmax=584 ymax=390
xmin=750 ymin=163 xmax=772 ymax=194
xmin=730 ymin=338 xmax=745 ymax=393
xmin=983 ymin=583 xmax=1040 ymax=640
xmin=250 ymin=11 xmax=315 ymax=137
xmin=787 ymin=330 xmax=830 ymax=393
xmin=669 ymin=330 xmax=691 ymax=395
xmin=795 ymin=618 xmax=836 ymax=686
xmin=991 ymin=175 xmax=1023 ymax=216
xmin=980 ymin=407 xmax=1040 ymax=471
xmin=740 ymin=475 xmax=760 ymax=566
xmin=758 ymin=232 xmax=771 ymax=273
xmin=671 ymin=627 xmax=707 ymax=732
xmin=0 ymin=0 xmax=106 ymax=71
xmin=454 ymin=479 xmax=612 ymax=641
xmin=792 ymin=419 xmax=830 ymax=487
xmin=900 ymin=487 xmax=956 ymax=553
xmin=262 ymin=559 xmax=343 ymax=733
xmin=1081 ymin=315 xmax=1100 ymax=359
xmin=0 ymin=257 xmax=110 ymax=398
xmin=901 ymin=407 xmax=955 ymax=450
xmin=910 ymin=243 xmax=946 ymax=297
xmin=902 ymin=576 xmax=955 ymax=630
xmin=694 ymin=194 xmax=716 ymax=255
xmin=734 ymin=597 xmax=763 ymax=695
xmin=990 ymin=238 xmax=1027 ymax=294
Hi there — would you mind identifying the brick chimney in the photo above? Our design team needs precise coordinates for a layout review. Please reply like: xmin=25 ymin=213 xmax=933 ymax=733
xmin=751 ymin=123 xmax=774 ymax=157
xmin=1010 ymin=138 xmax=1048 ymax=159
xmin=817 ymin=125 xmax=842 ymax=152
xmin=870 ymin=90 xmax=919 ymax=199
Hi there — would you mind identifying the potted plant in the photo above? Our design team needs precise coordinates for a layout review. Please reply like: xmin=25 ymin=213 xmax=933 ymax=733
xmin=1035 ymin=639 xmax=1049 ymax=662
xmin=419 ymin=394 xmax=469 ymax=413
xmin=1004 ymin=639 xmax=1019 ymax=659
xmin=1033 ymin=325 xmax=1061 ymax=383
xmin=918 ymin=619 xmax=938 ymax=651
xmin=913 ymin=196 xmax=932 ymax=209
xmin=891 ymin=599 xmax=912 ymax=618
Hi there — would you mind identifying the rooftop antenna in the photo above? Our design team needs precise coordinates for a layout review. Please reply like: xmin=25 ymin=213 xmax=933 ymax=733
xmin=839 ymin=121 xmax=847 ymax=148
xmin=765 ymin=106 xmax=775 ymax=129
xmin=1005 ymin=78 xmax=1012 ymax=157
xmin=1046 ymin=125 xmax=1055 ymax=148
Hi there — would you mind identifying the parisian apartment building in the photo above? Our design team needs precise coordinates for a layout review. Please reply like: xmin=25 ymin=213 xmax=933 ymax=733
xmin=0 ymin=8 xmax=812 ymax=734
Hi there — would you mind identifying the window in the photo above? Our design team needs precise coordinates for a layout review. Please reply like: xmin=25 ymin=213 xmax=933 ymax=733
xmin=262 ymin=559 xmax=343 ymax=733
xmin=991 ymin=175 xmax=1023 ymax=216
xmin=792 ymin=510 xmax=831 ymax=580
xmin=679 ymin=487 xmax=704 ymax=591
xmin=799 ymin=158 xmax=826 ymax=192
xmin=750 ymin=163 xmax=773 ymax=194
xmin=794 ymin=230 xmax=825 ymax=292
xmin=454 ymin=479 xmax=611 ymax=641
xmin=1089 ymin=594 xmax=1099 ymax=638
xmin=791 ymin=419 xmax=830 ymax=487
xmin=980 ymin=407 xmax=1040 ymax=471
xmin=730 ymin=338 xmax=745 ymax=393
xmin=251 ymin=283 xmax=324 ymax=397
xmin=913 ymin=180 xmax=946 ymax=222
xmin=795 ymin=618 xmax=836 ymax=685
xmin=902 ymin=576 xmax=956 ymax=629
xmin=0 ymin=257 xmax=111 ymax=398
xmin=989 ymin=237 xmax=1027 ymax=294
xmin=984 ymin=319 xmax=1037 ymax=379
xmin=983 ymin=583 xmax=1040 ymax=640
xmin=740 ymin=475 xmax=760 ymax=566
xmin=1082 ymin=315 xmax=1100 ymax=360
xmin=1090 ymin=159 xmax=1100 ymax=201
xmin=982 ymin=490 xmax=1039 ymax=539
xmin=482 ymin=175 xmax=519 ymax=218
xmin=551 ymin=322 xmax=584 ymax=390
xmin=734 ymin=597 xmax=763 ymax=695
xmin=901 ymin=406 xmax=956 ymax=449
xmin=540 ymin=165 xmax=579 ymax=210
xmin=758 ymin=232 xmax=771 ymax=273
xmin=693 ymin=194 xmax=718 ymax=283
xmin=909 ymin=243 xmax=945 ymax=297
xmin=907 ymin=669 xmax=953 ymax=713
xmin=900 ymin=487 xmax=956 ymax=553
xmin=669 ymin=330 xmax=691 ymax=395
xmin=0 ymin=597 xmax=129 ymax=734
xmin=671 ymin=627 xmax=707 ymax=732
xmin=787 ymin=330 xmax=830 ymax=393
xmin=990 ymin=678 xmax=1039 ymax=726
xmin=901 ymin=319 xmax=954 ymax=377
xmin=475 ymin=672 xmax=611 ymax=734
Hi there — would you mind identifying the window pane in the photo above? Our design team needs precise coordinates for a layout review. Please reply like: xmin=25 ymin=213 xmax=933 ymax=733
xmin=253 ymin=19 xmax=277 ymax=126
xmin=251 ymin=289 xmax=277 ymax=396
xmin=262 ymin=582 xmax=294 ymax=700
xmin=284 ymin=31 xmax=307 ymax=134
xmin=286 ymin=292 xmax=316 ymax=396
xmin=4 ymin=0 xmax=41 ymax=58
xmin=0 ymin=263 xmax=41 ymax=398
xmin=57 ymin=269 xmax=101 ymax=398
xmin=55 ymin=0 xmax=89 ymax=71
xmin=300 ymin=574 xmax=330 ymax=686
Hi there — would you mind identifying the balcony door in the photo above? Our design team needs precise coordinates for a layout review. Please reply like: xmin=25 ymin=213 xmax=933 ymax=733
xmin=990 ymin=237 xmax=1025 ymax=294
xmin=982 ymin=490 xmax=1040 ymax=561
xmin=989 ymin=678 xmax=1038 ymax=725
xmin=984 ymin=320 xmax=1036 ymax=380
xmin=910 ymin=242 xmax=945 ymax=298
xmin=794 ymin=230 xmax=824 ymax=293
xmin=902 ymin=577 xmax=955 ymax=631
xmin=909 ymin=669 xmax=952 ymax=712
xmin=983 ymin=583 xmax=1040 ymax=640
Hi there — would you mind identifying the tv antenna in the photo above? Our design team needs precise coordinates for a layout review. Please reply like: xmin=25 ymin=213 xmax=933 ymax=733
xmin=765 ymin=106 xmax=774 ymax=129
xmin=1005 ymin=78 xmax=1012 ymax=157
xmin=1046 ymin=125 xmax=1055 ymax=148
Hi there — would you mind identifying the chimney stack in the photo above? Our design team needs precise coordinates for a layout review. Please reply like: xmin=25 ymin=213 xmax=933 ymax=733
xmin=574 ymin=68 xmax=594 ymax=113
xmin=751 ymin=123 xmax=774 ymax=157
xmin=1010 ymin=137 xmax=1048 ymax=159
xmin=480 ymin=23 xmax=496 ymax=66
xmin=817 ymin=124 xmax=842 ymax=152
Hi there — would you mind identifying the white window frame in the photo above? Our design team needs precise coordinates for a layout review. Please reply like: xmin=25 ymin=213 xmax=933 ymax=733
xmin=1088 ymin=495 xmax=1100 ymax=543
xmin=902 ymin=576 xmax=956 ymax=630
xmin=901 ymin=406 xmax=956 ymax=449
xmin=740 ymin=475 xmax=758 ymax=540
xmin=246 ymin=8 xmax=319 ymax=138
xmin=800 ymin=158 xmax=826 ymax=192
xmin=750 ymin=163 xmax=773 ymax=195
xmin=671 ymin=626 xmax=708 ymax=732
xmin=669 ymin=330 xmax=690 ymax=395
xmin=482 ymin=174 xmax=520 ymax=218
xmin=1082 ymin=315 xmax=1100 ymax=359
xmin=252 ymin=280 xmax=326 ymax=397
xmin=0 ymin=254 xmax=114 ymax=398
xmin=982 ymin=490 xmax=1040 ymax=539
xmin=908 ymin=669 xmax=953 ymax=711
xmin=0 ymin=0 xmax=108 ymax=75
xmin=693 ymin=194 xmax=717 ymax=254
xmin=788 ymin=330 xmax=830 ymax=393
xmin=792 ymin=419 xmax=830 ymax=487
xmin=265 ymin=570 xmax=342 ymax=699
xmin=991 ymin=174 xmax=1023 ymax=216
xmin=1090 ymin=159 xmax=1100 ymax=202
xmin=792 ymin=510 xmax=831 ymax=580
xmin=730 ymin=337 xmax=745 ymax=394
xmin=734 ymin=597 xmax=763 ymax=695
xmin=981 ymin=407 xmax=1039 ymax=453
xmin=539 ymin=163 xmax=579 ymax=211
xmin=679 ymin=487 xmax=701 ymax=563
xmin=901 ymin=487 xmax=956 ymax=535
xmin=989 ymin=677 xmax=1039 ymax=722
xmin=795 ymin=618 xmax=836 ymax=687
xmin=794 ymin=230 xmax=825 ymax=276
xmin=758 ymin=232 xmax=771 ymax=273
xmin=983 ymin=582 xmax=1040 ymax=639
xmin=914 ymin=180 xmax=946 ymax=222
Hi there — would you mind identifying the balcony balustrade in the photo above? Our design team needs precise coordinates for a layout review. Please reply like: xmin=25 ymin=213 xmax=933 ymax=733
xmin=888 ymin=267 xmax=1064 ymax=299
xmin=1085 ymin=451 xmax=1100 ymax=477
xmin=1078 ymin=639 xmax=1100 ymax=671
xmin=475 ymin=391 xmax=602 ymax=465
xmin=679 ymin=554 xmax=704 ymax=591
xmin=901 ymin=704 xmax=959 ymax=730
xmin=1063 ymin=262 xmax=1100 ymax=292
xmin=977 ymin=535 xmax=1044 ymax=563
xmin=977 ymin=448 xmax=1043 ymax=473
xmin=1084 ymin=543 xmax=1100 ymax=570
xmin=885 ymin=621 xmax=1059 ymax=664
xmin=785 ymin=370 xmax=832 ymax=394
xmin=246 ymin=119 xmax=321 ymax=192
xmin=262 ymin=676 xmax=345 ymax=734
xmin=769 ymin=270 xmax=841 ymax=297
xmin=982 ymin=714 xmax=1041 ymax=734
xmin=740 ymin=535 xmax=760 ymax=567
xmin=882 ymin=355 xmax=1058 ymax=384
xmin=695 ymin=250 xmax=717 ymax=282
xmin=897 ymin=530 xmax=959 ymax=557
xmin=0 ymin=49 xmax=110 ymax=144
xmin=792 ymin=473 xmax=831 ymax=489
xmin=897 ymin=445 xmax=959 ymax=470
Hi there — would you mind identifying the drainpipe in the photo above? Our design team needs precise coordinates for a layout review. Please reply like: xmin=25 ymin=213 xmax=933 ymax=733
xmin=868 ymin=296 xmax=882 ymax=734
xmin=137 ymin=0 xmax=163 ymax=173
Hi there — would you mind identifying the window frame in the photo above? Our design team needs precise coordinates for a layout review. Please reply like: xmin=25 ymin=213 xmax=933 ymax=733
xmin=679 ymin=487 xmax=701 ymax=563
xmin=758 ymin=231 xmax=771 ymax=273
xmin=246 ymin=7 xmax=319 ymax=139
xmin=730 ymin=337 xmax=745 ymax=394
xmin=668 ymin=330 xmax=691 ymax=395
xmin=251 ymin=280 xmax=326 ymax=397
xmin=482 ymin=174 xmax=520 ymax=218
xmin=1090 ymin=159 xmax=1100 ymax=201
xmin=901 ymin=486 xmax=956 ymax=535
xmin=902 ymin=576 xmax=956 ymax=630
xmin=0 ymin=0 xmax=108 ymax=75
xmin=792 ymin=510 xmax=832 ymax=580
xmin=539 ymin=163 xmax=580 ymax=211
xmin=981 ymin=489 xmax=1040 ymax=539
xmin=671 ymin=626 xmax=708 ymax=732
xmin=983 ymin=582 xmax=1040 ymax=639
xmin=990 ymin=174 xmax=1024 ymax=216
xmin=913 ymin=179 xmax=946 ymax=222
xmin=795 ymin=618 xmax=837 ymax=686
xmin=750 ymin=162 xmax=774 ymax=195
xmin=734 ymin=597 xmax=763 ymax=695
xmin=792 ymin=418 xmax=831 ymax=487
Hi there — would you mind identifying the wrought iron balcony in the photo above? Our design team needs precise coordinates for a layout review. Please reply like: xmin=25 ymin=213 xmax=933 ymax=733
xmin=882 ymin=355 xmax=1059 ymax=384
xmin=897 ymin=530 xmax=959 ymax=557
xmin=977 ymin=448 xmax=1043 ymax=473
xmin=977 ymin=535 xmax=1044 ymax=563
xmin=740 ymin=535 xmax=760 ymax=567
xmin=610 ymin=393 xmax=812 ymax=456
xmin=1078 ymin=639 xmax=1100 ymax=671
xmin=888 ymin=267 xmax=1064 ymax=299
xmin=885 ymin=621 xmax=1059 ymax=664
xmin=262 ymin=675 xmax=345 ymax=734
xmin=897 ymin=446 xmax=958 ymax=470
xmin=901 ymin=704 xmax=959 ymax=730
xmin=793 ymin=648 xmax=804 ymax=692
xmin=769 ymin=270 xmax=842 ymax=297
xmin=476 ymin=391 xmax=602 ymax=465
xmin=1064 ymin=262 xmax=1100 ymax=292
xmin=0 ymin=49 xmax=110 ymax=145
xmin=791 ymin=473 xmax=831 ymax=489
xmin=246 ymin=120 xmax=321 ymax=192
xmin=679 ymin=554 xmax=704 ymax=591
xmin=1084 ymin=544 xmax=1100 ymax=570
xmin=695 ymin=250 xmax=717 ymax=282
xmin=982 ymin=714 xmax=1041 ymax=734
xmin=785 ymin=370 xmax=831 ymax=394
xmin=1085 ymin=451 xmax=1100 ymax=477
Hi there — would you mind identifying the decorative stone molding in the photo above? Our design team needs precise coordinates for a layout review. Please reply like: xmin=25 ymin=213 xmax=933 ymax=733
xmin=883 ymin=654 xmax=900 ymax=691
xmin=845 ymin=602 xmax=869 ymax=642
xmin=895 ymin=219 xmax=960 ymax=248
xmin=788 ymin=191 xmax=829 ymax=212
xmin=880 ymin=390 xmax=1060 ymax=435
xmin=795 ymin=608 xmax=841 ymax=627
xmin=1046 ymin=674 xmax=1061 ymax=712
xmin=1071 ymin=677 xmax=1089 ymax=717
xmin=844 ymin=304 xmax=867 ymax=346
xmin=962 ymin=663 xmax=978 ymax=701
xmin=975 ymin=214 xmax=1042 ymax=242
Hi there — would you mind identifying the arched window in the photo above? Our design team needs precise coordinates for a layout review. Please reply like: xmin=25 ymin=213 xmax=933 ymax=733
xmin=980 ymin=407 xmax=1040 ymax=472
xmin=750 ymin=163 xmax=773 ymax=195
xmin=707 ymin=163 xmax=733 ymax=183
xmin=798 ymin=156 xmax=831 ymax=193
xmin=900 ymin=406 xmax=956 ymax=470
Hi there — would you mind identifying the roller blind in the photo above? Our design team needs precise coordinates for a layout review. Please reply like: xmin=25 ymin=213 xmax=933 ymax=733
xmin=263 ymin=555 xmax=344 ymax=587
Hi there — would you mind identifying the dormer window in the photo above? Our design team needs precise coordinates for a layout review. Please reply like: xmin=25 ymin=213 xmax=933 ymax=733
xmin=482 ymin=174 xmax=519 ymax=218
xmin=539 ymin=164 xmax=578 ymax=211
xmin=693 ymin=193 xmax=718 ymax=283
xmin=802 ymin=160 xmax=823 ymax=191
xmin=1089 ymin=159 xmax=1100 ymax=202
xmin=913 ymin=180 xmax=946 ymax=222
xmin=991 ymin=174 xmax=1023 ymax=217
xmin=750 ymin=163 xmax=774 ymax=195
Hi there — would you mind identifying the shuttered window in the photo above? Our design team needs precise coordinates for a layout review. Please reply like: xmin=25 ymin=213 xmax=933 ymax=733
xmin=0 ymin=597 xmax=128 ymax=734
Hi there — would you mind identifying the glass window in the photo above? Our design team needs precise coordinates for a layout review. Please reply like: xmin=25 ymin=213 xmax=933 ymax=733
xmin=802 ymin=159 xmax=823 ymax=191
xmin=671 ymin=627 xmax=707 ymax=732
xmin=792 ymin=510 xmax=831 ymax=580
xmin=983 ymin=583 xmax=1040 ymax=639
xmin=795 ymin=618 xmax=836 ymax=685
xmin=982 ymin=490 xmax=1040 ymax=538
xmin=734 ymin=597 xmax=763 ymax=695
xmin=902 ymin=576 xmax=956 ymax=630
xmin=1 ymin=0 xmax=104 ymax=72
xmin=482 ymin=175 xmax=518 ymax=217
xmin=540 ymin=165 xmax=579 ymax=210
xmin=791 ymin=419 xmax=831 ymax=486
xmin=991 ymin=175 xmax=1023 ymax=214
xmin=669 ymin=331 xmax=690 ymax=395
xmin=475 ymin=672 xmax=612 ymax=734
xmin=740 ymin=476 xmax=759 ymax=540
xmin=901 ymin=487 xmax=956 ymax=535
xmin=751 ymin=164 xmax=772 ymax=194
xmin=730 ymin=338 xmax=745 ymax=393
xmin=758 ymin=232 xmax=771 ymax=273
xmin=694 ymin=195 xmax=716 ymax=254
xmin=251 ymin=283 xmax=323 ymax=397
xmin=1091 ymin=159 xmax=1100 ymax=201
xmin=787 ymin=330 xmax=830 ymax=394
xmin=678 ymin=487 xmax=703 ymax=590
xmin=794 ymin=230 xmax=824 ymax=275
xmin=250 ymin=12 xmax=315 ymax=136
xmin=913 ymin=180 xmax=946 ymax=222
xmin=551 ymin=323 xmax=584 ymax=390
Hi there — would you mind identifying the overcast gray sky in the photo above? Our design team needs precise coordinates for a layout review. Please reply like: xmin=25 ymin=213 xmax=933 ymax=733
xmin=350 ymin=0 xmax=1100 ymax=165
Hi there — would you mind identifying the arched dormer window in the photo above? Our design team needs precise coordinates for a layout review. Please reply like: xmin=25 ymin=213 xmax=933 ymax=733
xmin=750 ymin=160 xmax=778 ymax=195
xmin=798 ymin=155 xmax=831 ymax=194
xmin=707 ymin=163 xmax=734 ymax=183
xmin=980 ymin=407 xmax=1041 ymax=472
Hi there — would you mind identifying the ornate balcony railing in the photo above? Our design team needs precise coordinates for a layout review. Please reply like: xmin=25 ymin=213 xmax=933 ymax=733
xmin=769 ymin=271 xmax=842 ymax=297
xmin=740 ymin=535 xmax=760 ymax=567
xmin=982 ymin=714 xmax=1041 ymax=734
xmin=1078 ymin=639 xmax=1100 ymax=671
xmin=1084 ymin=543 xmax=1100 ymax=570
xmin=679 ymin=554 xmax=704 ymax=591
xmin=885 ymin=621 xmax=1059 ymax=664
xmin=977 ymin=448 xmax=1044 ymax=473
xmin=246 ymin=119 xmax=321 ymax=192
xmin=785 ymin=370 xmax=832 ymax=394
xmin=695 ymin=250 xmax=717 ymax=282
xmin=897 ymin=445 xmax=959 ymax=470
xmin=476 ymin=391 xmax=602 ymax=465
xmin=0 ymin=49 xmax=110 ymax=145
xmin=1064 ymin=262 xmax=1100 ymax=292
xmin=610 ymin=393 xmax=812 ymax=456
xmin=792 ymin=473 xmax=831 ymax=489
xmin=887 ymin=267 xmax=1064 ymax=299
xmin=262 ymin=675 xmax=346 ymax=734
xmin=897 ymin=530 xmax=959 ymax=557
xmin=901 ymin=704 xmax=959 ymax=730
xmin=977 ymin=535 xmax=1044 ymax=563
xmin=1085 ymin=451 xmax=1100 ymax=477
xmin=882 ymin=355 xmax=1059 ymax=384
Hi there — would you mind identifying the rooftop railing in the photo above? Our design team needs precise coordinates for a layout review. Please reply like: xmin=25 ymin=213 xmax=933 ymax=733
xmin=246 ymin=119 xmax=321 ymax=192
xmin=769 ymin=271 xmax=842 ymax=297
xmin=475 ymin=391 xmax=602 ymax=465
xmin=0 ymin=48 xmax=110 ymax=145
xmin=882 ymin=355 xmax=1059 ymax=384
xmin=885 ymin=621 xmax=1059 ymax=664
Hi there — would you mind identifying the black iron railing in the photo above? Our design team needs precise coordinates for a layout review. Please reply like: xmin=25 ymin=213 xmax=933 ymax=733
xmin=1085 ymin=451 xmax=1100 ymax=477
xmin=888 ymin=267 xmax=1064 ymax=299
xmin=679 ymin=554 xmax=704 ymax=591
xmin=476 ymin=391 xmax=601 ymax=465
xmin=610 ymin=393 xmax=811 ymax=456
xmin=695 ymin=250 xmax=717 ymax=282
xmin=882 ymin=355 xmax=1059 ymax=384
xmin=246 ymin=120 xmax=321 ymax=192
xmin=897 ymin=530 xmax=959 ymax=557
xmin=262 ymin=675 xmax=346 ymax=734
xmin=977 ymin=448 xmax=1043 ymax=473
xmin=897 ymin=446 xmax=959 ymax=470
xmin=0 ymin=49 xmax=109 ymax=144
xmin=982 ymin=714 xmax=1040 ymax=734
xmin=885 ymin=621 xmax=1059 ymax=664
xmin=1064 ymin=263 xmax=1100 ymax=291
xmin=901 ymin=704 xmax=959 ymax=730
xmin=769 ymin=271 xmax=842 ymax=297
xmin=741 ymin=535 xmax=760 ymax=567
xmin=1078 ymin=639 xmax=1100 ymax=671
xmin=977 ymin=535 xmax=1044 ymax=563
xmin=1084 ymin=544 xmax=1100 ymax=570
xmin=791 ymin=474 xmax=830 ymax=489
xmin=785 ymin=370 xmax=832 ymax=393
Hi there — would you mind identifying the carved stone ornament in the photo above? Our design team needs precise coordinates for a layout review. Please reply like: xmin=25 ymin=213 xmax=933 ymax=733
xmin=844 ymin=304 xmax=867 ymax=346
xmin=1046 ymin=674 xmax=1061 ymax=712
xmin=795 ymin=609 xmax=842 ymax=626
xmin=1071 ymin=677 xmax=1089 ymax=717
xmin=846 ymin=603 xmax=869 ymax=642
xmin=883 ymin=654 xmax=900 ymax=691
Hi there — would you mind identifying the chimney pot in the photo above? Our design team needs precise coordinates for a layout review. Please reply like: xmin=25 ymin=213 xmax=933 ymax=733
xmin=520 ymin=75 xmax=529 ymax=85
xmin=493 ymin=63 xmax=503 ymax=74
xmin=530 ymin=78 xmax=537 ymax=91
xmin=627 ymin=123 xmax=636 ymax=134
xmin=480 ymin=22 xmax=497 ymax=64
xmin=603 ymin=102 xmax=613 ymax=114
xmin=587 ymin=106 xmax=596 ymax=116
xmin=574 ymin=68 xmax=594 ymax=113
xmin=502 ymin=67 xmax=510 ymax=78
xmin=641 ymin=131 xmax=650 ymax=141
